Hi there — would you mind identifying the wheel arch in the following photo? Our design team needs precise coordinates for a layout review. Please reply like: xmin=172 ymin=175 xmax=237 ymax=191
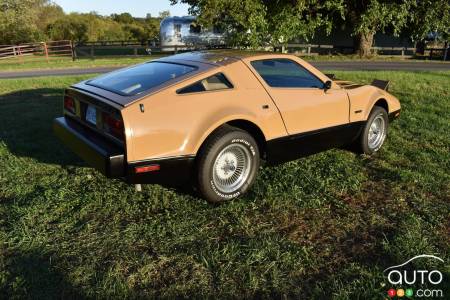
xmin=364 ymin=97 xmax=389 ymax=120
xmin=195 ymin=119 xmax=267 ymax=159
xmin=374 ymin=98 xmax=389 ymax=112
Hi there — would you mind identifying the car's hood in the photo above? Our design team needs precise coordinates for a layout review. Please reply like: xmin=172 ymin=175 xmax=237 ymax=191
xmin=334 ymin=80 xmax=364 ymax=89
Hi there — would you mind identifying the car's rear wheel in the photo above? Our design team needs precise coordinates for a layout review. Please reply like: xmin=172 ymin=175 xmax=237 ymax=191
xmin=197 ymin=125 xmax=260 ymax=203
xmin=359 ymin=106 xmax=389 ymax=155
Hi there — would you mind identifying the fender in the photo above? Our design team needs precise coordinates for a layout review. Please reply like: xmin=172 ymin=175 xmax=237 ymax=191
xmin=363 ymin=90 xmax=387 ymax=120
xmin=347 ymin=85 xmax=400 ymax=123
xmin=190 ymin=109 xmax=267 ymax=154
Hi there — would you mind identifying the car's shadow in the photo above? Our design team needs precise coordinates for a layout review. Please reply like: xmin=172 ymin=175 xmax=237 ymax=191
xmin=0 ymin=88 xmax=197 ymax=196
xmin=0 ymin=88 xmax=81 ymax=166
xmin=0 ymin=245 xmax=84 ymax=299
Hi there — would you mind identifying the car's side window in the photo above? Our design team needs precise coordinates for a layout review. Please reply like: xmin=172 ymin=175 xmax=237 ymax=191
xmin=177 ymin=73 xmax=233 ymax=94
xmin=251 ymin=59 xmax=324 ymax=88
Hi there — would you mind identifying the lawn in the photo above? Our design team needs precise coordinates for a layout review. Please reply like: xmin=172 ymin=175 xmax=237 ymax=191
xmin=0 ymin=71 xmax=449 ymax=299
xmin=0 ymin=57 xmax=159 ymax=72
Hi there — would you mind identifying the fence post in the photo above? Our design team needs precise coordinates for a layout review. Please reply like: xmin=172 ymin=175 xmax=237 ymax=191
xmin=18 ymin=45 xmax=23 ymax=63
xmin=444 ymin=41 xmax=449 ymax=61
xmin=174 ymin=45 xmax=178 ymax=54
xmin=90 ymin=45 xmax=94 ymax=59
xmin=71 ymin=40 xmax=76 ymax=61
xmin=133 ymin=46 xmax=138 ymax=56
xmin=307 ymin=46 xmax=311 ymax=55
xmin=43 ymin=42 xmax=49 ymax=62
xmin=401 ymin=48 xmax=404 ymax=58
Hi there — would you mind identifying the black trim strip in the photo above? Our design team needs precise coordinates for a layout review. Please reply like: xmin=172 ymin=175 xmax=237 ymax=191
xmin=127 ymin=155 xmax=195 ymax=185
xmin=266 ymin=121 xmax=365 ymax=165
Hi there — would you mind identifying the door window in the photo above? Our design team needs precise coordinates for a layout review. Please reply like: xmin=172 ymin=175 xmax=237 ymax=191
xmin=251 ymin=59 xmax=324 ymax=88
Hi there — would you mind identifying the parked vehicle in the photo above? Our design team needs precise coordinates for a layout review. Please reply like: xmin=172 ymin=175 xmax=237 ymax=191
xmin=54 ymin=51 xmax=401 ymax=203
xmin=160 ymin=16 xmax=225 ymax=51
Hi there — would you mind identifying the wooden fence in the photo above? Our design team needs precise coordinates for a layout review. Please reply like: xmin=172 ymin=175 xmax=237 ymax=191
xmin=74 ymin=42 xmax=449 ymax=60
xmin=1 ymin=40 xmax=447 ymax=61
xmin=0 ymin=40 xmax=73 ymax=62
xmin=280 ymin=44 xmax=418 ymax=57
xmin=74 ymin=44 xmax=211 ymax=58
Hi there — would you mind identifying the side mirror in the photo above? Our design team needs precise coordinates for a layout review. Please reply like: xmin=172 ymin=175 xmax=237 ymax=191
xmin=324 ymin=80 xmax=332 ymax=91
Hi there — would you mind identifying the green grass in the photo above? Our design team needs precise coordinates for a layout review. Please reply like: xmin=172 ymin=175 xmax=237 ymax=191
xmin=0 ymin=57 xmax=160 ymax=72
xmin=0 ymin=71 xmax=449 ymax=298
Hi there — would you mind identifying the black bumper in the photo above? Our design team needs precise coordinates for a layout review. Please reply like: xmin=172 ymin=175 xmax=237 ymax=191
xmin=53 ymin=117 xmax=195 ymax=185
xmin=53 ymin=117 xmax=125 ymax=178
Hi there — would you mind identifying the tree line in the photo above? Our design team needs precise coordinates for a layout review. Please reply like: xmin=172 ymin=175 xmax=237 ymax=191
xmin=171 ymin=0 xmax=449 ymax=56
xmin=0 ymin=0 xmax=169 ymax=45
xmin=1 ymin=0 xmax=448 ymax=56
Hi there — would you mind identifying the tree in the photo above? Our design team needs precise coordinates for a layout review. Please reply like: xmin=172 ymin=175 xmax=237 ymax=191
xmin=143 ymin=16 xmax=161 ymax=41
xmin=36 ymin=1 xmax=64 ymax=32
xmin=404 ymin=0 xmax=449 ymax=43
xmin=0 ymin=0 xmax=43 ymax=44
xmin=124 ymin=23 xmax=147 ymax=42
xmin=170 ymin=0 xmax=344 ymax=48
xmin=340 ymin=1 xmax=412 ymax=56
xmin=159 ymin=10 xmax=170 ymax=19
xmin=112 ymin=12 xmax=134 ymax=24
xmin=172 ymin=0 xmax=450 ymax=57
xmin=46 ymin=17 xmax=88 ymax=43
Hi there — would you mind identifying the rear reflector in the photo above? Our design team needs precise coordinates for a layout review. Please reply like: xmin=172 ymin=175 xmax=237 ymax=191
xmin=135 ymin=165 xmax=160 ymax=174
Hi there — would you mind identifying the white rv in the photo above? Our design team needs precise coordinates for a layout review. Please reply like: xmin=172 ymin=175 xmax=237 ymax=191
xmin=159 ymin=16 xmax=226 ymax=52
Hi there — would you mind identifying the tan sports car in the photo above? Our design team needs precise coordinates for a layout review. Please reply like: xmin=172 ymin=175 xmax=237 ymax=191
xmin=54 ymin=51 xmax=401 ymax=202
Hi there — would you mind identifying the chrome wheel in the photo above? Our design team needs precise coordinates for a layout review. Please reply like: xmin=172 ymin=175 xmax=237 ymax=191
xmin=368 ymin=114 xmax=386 ymax=150
xmin=212 ymin=143 xmax=252 ymax=194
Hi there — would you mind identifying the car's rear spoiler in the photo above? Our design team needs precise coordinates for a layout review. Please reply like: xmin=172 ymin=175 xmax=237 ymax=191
xmin=371 ymin=79 xmax=390 ymax=91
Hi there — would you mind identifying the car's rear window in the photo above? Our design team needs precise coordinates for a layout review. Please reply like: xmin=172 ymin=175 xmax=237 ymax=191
xmin=87 ymin=62 xmax=198 ymax=96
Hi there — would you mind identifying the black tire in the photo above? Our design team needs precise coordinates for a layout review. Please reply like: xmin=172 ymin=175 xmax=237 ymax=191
xmin=197 ymin=125 xmax=260 ymax=203
xmin=358 ymin=106 xmax=389 ymax=155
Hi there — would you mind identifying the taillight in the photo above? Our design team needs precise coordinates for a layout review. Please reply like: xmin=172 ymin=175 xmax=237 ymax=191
xmin=64 ymin=95 xmax=75 ymax=114
xmin=102 ymin=112 xmax=124 ymax=140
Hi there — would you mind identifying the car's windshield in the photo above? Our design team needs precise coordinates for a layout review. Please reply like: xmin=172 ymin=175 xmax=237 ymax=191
xmin=87 ymin=62 xmax=198 ymax=96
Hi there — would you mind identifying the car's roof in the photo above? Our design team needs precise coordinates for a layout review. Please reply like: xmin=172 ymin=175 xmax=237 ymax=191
xmin=71 ymin=51 xmax=297 ymax=107
xmin=158 ymin=50 xmax=289 ymax=66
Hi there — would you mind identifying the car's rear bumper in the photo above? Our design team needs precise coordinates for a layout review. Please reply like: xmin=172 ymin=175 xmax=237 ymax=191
xmin=53 ymin=117 xmax=194 ymax=185
xmin=53 ymin=117 xmax=125 ymax=177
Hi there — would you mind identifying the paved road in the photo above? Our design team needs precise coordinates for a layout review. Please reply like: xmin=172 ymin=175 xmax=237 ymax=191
xmin=0 ymin=61 xmax=449 ymax=79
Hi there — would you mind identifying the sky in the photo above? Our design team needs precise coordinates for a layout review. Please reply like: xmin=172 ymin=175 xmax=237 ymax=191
xmin=52 ymin=0 xmax=190 ymax=18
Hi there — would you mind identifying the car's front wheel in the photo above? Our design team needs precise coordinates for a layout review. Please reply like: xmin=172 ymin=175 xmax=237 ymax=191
xmin=359 ymin=106 xmax=389 ymax=155
xmin=197 ymin=125 xmax=260 ymax=203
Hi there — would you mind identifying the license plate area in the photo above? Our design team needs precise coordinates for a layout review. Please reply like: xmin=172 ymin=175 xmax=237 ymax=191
xmin=86 ymin=105 xmax=97 ymax=126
